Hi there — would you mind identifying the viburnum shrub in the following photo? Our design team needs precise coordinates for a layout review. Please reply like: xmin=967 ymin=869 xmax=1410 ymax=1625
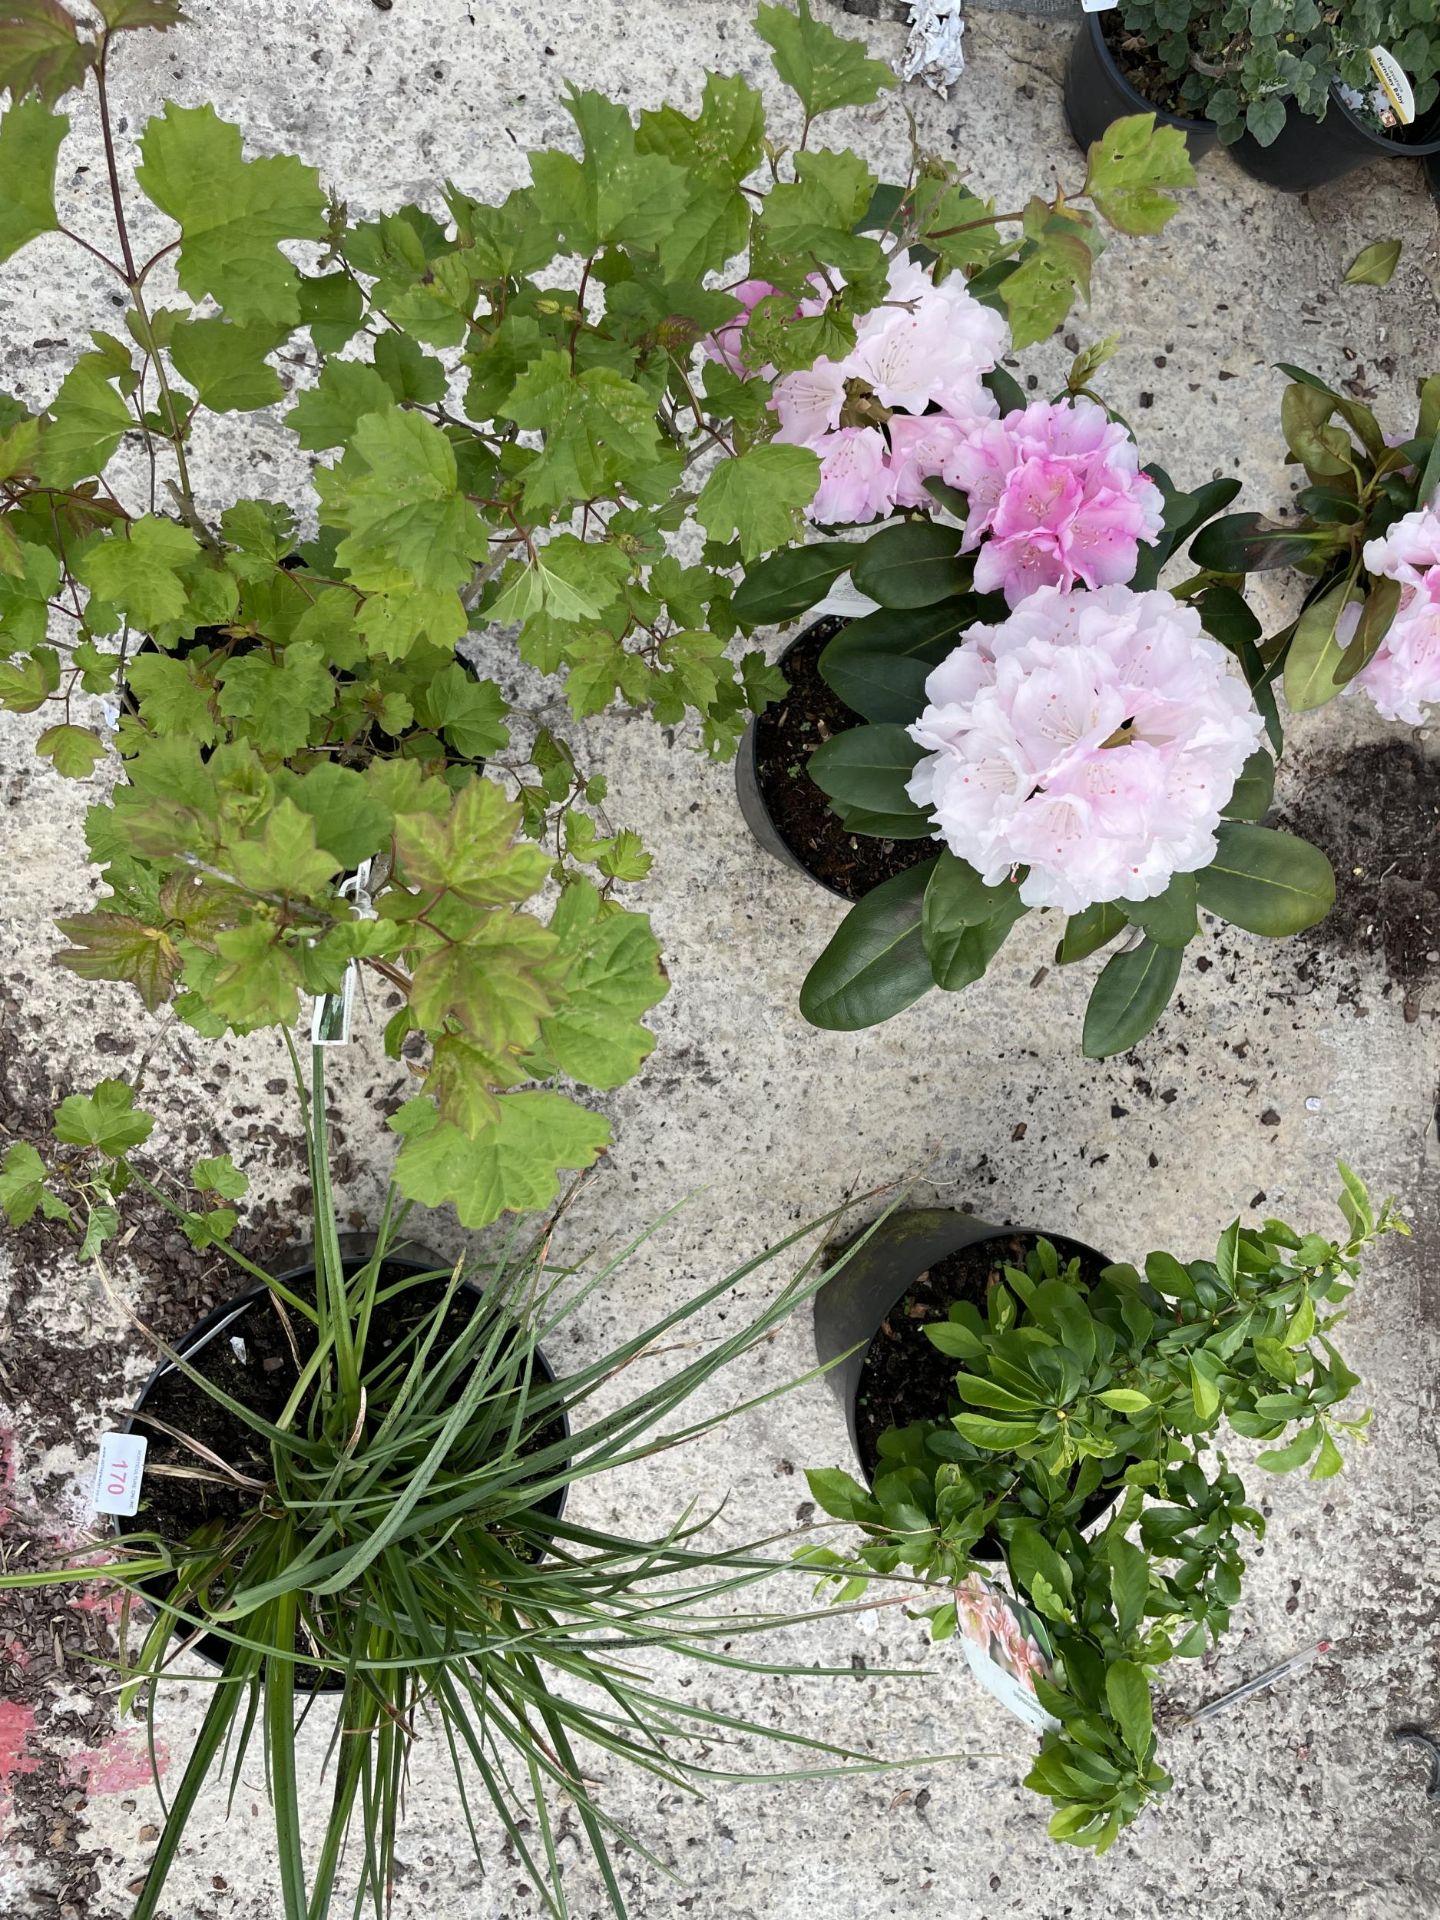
xmin=1193 ymin=365 xmax=1440 ymax=726
xmin=802 ymin=1173 xmax=1407 ymax=1850
xmin=741 ymin=350 xmax=1337 ymax=1058
xmin=1111 ymin=0 xmax=1440 ymax=146
xmin=0 ymin=0 xmax=1200 ymax=1220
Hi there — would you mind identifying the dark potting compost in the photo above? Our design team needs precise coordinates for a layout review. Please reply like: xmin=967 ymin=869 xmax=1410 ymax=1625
xmin=752 ymin=618 xmax=935 ymax=901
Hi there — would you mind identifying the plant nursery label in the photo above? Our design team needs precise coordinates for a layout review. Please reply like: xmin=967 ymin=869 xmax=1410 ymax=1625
xmin=92 ymin=1431 xmax=147 ymax=1517
xmin=954 ymin=1573 xmax=1061 ymax=1735
xmin=1368 ymin=48 xmax=1415 ymax=126
xmin=1080 ymin=0 xmax=1119 ymax=13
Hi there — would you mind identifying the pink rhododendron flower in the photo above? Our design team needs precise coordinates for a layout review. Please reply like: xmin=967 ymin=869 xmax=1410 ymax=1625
xmin=770 ymin=252 xmax=1007 ymax=526
xmin=885 ymin=412 xmax=974 ymax=510
xmin=1352 ymin=506 xmax=1440 ymax=722
xmin=810 ymin=428 xmax=896 ymax=525
xmin=943 ymin=397 xmax=1164 ymax=607
xmin=906 ymin=585 xmax=1264 ymax=915
xmin=701 ymin=279 xmax=781 ymax=378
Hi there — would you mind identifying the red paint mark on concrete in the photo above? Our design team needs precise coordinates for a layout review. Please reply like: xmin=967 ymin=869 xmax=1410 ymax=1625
xmin=0 ymin=1702 xmax=39 ymax=1786
xmin=1 ymin=1640 xmax=27 ymax=1672
xmin=64 ymin=1727 xmax=168 ymax=1794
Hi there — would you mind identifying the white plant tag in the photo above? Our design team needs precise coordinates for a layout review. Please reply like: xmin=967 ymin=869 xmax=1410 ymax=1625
xmin=953 ymin=1573 xmax=1062 ymax=1735
xmin=93 ymin=1432 xmax=147 ymax=1517
xmin=1081 ymin=0 xmax=1119 ymax=14
xmin=1368 ymin=48 xmax=1415 ymax=126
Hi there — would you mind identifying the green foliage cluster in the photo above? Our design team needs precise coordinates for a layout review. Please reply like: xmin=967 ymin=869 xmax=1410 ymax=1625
xmin=0 ymin=1051 xmax=925 ymax=1920
xmin=1113 ymin=0 xmax=1440 ymax=145
xmin=1192 ymin=364 xmax=1440 ymax=713
xmin=803 ymin=1173 xmax=1406 ymax=1848
xmin=740 ymin=348 xmax=1336 ymax=1058
xmin=0 ymin=1 xmax=1194 ymax=1222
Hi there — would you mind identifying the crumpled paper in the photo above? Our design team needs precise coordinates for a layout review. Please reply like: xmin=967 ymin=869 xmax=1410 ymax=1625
xmin=901 ymin=0 xmax=966 ymax=97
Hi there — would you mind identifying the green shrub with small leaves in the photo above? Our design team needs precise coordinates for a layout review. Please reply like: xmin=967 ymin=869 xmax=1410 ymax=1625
xmin=1113 ymin=0 xmax=1440 ymax=145
xmin=801 ymin=1171 xmax=1406 ymax=1850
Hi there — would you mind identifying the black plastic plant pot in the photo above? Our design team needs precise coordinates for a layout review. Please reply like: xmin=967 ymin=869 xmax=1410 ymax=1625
xmin=118 ymin=1236 xmax=569 ymax=1681
xmin=1230 ymin=87 xmax=1440 ymax=192
xmin=736 ymin=619 xmax=937 ymax=904
xmin=736 ymin=623 xmax=854 ymax=903
xmin=1064 ymin=15 xmax=1218 ymax=160
xmin=813 ymin=1207 xmax=1117 ymax=1561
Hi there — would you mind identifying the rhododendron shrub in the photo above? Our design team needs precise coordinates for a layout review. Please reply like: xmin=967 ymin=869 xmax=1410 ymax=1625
xmin=736 ymin=345 xmax=1336 ymax=1059
xmin=1193 ymin=366 xmax=1440 ymax=729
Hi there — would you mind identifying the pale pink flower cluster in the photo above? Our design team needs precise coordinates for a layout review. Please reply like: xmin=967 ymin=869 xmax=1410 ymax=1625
xmin=906 ymin=585 xmax=1264 ymax=916
xmin=710 ymin=255 xmax=1009 ymax=527
xmin=1345 ymin=505 xmax=1440 ymax=724
xmin=945 ymin=397 xmax=1165 ymax=608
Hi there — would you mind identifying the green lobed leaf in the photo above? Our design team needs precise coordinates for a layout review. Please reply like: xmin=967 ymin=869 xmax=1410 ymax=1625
xmin=0 ymin=97 xmax=66 ymax=262
xmin=694 ymin=443 xmax=820 ymax=562
xmin=36 ymin=722 xmax=104 ymax=777
xmin=389 ymin=1091 xmax=610 ymax=1230
xmin=168 ymin=317 xmax=286 ymax=413
xmin=36 ymin=355 xmax=133 ymax=487
xmin=535 ymin=882 xmax=667 ymax=1089
xmin=134 ymin=103 xmax=327 ymax=325
xmin=755 ymin=0 xmax=897 ymax=121
xmin=0 ymin=2 xmax=95 ymax=109
xmin=1082 ymin=113 xmax=1195 ymax=235
xmin=53 ymin=1078 xmax=154 ymax=1155
xmin=76 ymin=514 xmax=200 ymax=630
xmin=505 ymin=351 xmax=663 ymax=516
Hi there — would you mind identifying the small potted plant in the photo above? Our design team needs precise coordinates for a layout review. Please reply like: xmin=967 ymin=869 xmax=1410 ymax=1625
xmin=1065 ymin=0 xmax=1440 ymax=187
xmin=801 ymin=1172 xmax=1407 ymax=1849
xmin=0 ymin=1048 xmax=931 ymax=1919
xmin=1193 ymin=364 xmax=1440 ymax=725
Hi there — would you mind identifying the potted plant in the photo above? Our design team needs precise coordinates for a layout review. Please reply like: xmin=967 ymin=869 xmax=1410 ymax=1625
xmin=731 ymin=339 xmax=1336 ymax=1058
xmin=0 ymin=1047 xmax=944 ymax=1919
xmin=1065 ymin=1 xmax=1440 ymax=187
xmin=801 ymin=1172 xmax=1407 ymax=1849
xmin=722 ymin=119 xmax=1198 ymax=902
xmin=1193 ymin=364 xmax=1440 ymax=724
xmin=0 ymin=0 xmax=952 ymax=1227
xmin=1064 ymin=13 xmax=1219 ymax=158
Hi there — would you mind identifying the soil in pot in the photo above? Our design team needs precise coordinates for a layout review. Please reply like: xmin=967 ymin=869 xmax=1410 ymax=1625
xmin=753 ymin=617 xmax=936 ymax=901
xmin=121 ymin=1264 xmax=569 ymax=1677
xmin=853 ymin=1230 xmax=1115 ymax=1553
xmin=1099 ymin=13 xmax=1197 ymax=121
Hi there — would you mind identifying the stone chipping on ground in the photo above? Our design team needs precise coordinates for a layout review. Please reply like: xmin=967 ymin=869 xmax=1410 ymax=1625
xmin=2 ymin=4 xmax=1439 ymax=1918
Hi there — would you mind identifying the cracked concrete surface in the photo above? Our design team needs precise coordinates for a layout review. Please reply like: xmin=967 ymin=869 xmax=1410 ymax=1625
xmin=1 ymin=3 xmax=1439 ymax=1916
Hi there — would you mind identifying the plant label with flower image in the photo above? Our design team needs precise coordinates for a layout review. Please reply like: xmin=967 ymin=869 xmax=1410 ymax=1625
xmin=1368 ymin=49 xmax=1415 ymax=126
xmin=92 ymin=1432 xmax=147 ymax=1517
xmin=954 ymin=1573 xmax=1061 ymax=1735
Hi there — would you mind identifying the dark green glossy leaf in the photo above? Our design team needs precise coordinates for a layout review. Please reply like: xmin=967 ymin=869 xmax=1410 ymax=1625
xmin=1122 ymin=873 xmax=1197 ymax=949
xmin=1082 ymin=938 xmax=1182 ymax=1058
xmin=922 ymin=852 xmax=1027 ymax=989
xmin=799 ymin=858 xmax=939 ymax=1030
xmin=1195 ymin=824 xmax=1335 ymax=937
xmin=1190 ymin=512 xmax=1337 ymax=575
xmin=850 ymin=519 xmax=967 ymax=609
xmin=730 ymin=540 xmax=856 ymax=626
xmin=1220 ymin=749 xmax=1274 ymax=822
xmin=1283 ymin=577 xmax=1356 ymax=713
xmin=1054 ymin=900 xmax=1126 ymax=965
xmin=807 ymin=723 xmax=924 ymax=820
